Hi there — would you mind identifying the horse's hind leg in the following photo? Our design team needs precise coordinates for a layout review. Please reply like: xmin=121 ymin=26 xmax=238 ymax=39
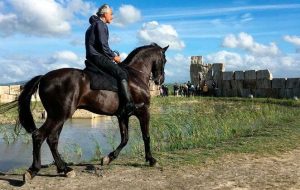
xmin=102 ymin=117 xmax=129 ymax=165
xmin=46 ymin=122 xmax=75 ymax=177
xmin=23 ymin=120 xmax=51 ymax=181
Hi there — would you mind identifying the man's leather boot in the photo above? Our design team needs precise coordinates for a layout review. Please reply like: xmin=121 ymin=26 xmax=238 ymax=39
xmin=120 ymin=79 xmax=143 ymax=116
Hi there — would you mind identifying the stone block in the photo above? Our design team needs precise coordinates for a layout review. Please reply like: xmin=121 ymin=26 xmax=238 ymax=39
xmin=222 ymin=71 xmax=234 ymax=81
xmin=191 ymin=56 xmax=203 ymax=64
xmin=240 ymin=89 xmax=251 ymax=97
xmin=286 ymin=78 xmax=300 ymax=88
xmin=231 ymin=80 xmax=243 ymax=90
xmin=0 ymin=86 xmax=10 ymax=94
xmin=245 ymin=70 xmax=256 ymax=80
xmin=256 ymin=79 xmax=271 ymax=89
xmin=214 ymin=88 xmax=222 ymax=97
xmin=213 ymin=71 xmax=223 ymax=83
xmin=234 ymin=71 xmax=244 ymax=80
xmin=256 ymin=70 xmax=273 ymax=80
xmin=255 ymin=88 xmax=275 ymax=98
xmin=72 ymin=109 xmax=98 ymax=118
xmin=272 ymin=78 xmax=286 ymax=89
xmin=0 ymin=94 xmax=17 ymax=103
xmin=222 ymin=89 xmax=237 ymax=97
xmin=278 ymin=89 xmax=286 ymax=99
xmin=222 ymin=80 xmax=231 ymax=89
xmin=212 ymin=63 xmax=225 ymax=72
xmin=285 ymin=89 xmax=294 ymax=99
xmin=9 ymin=85 xmax=21 ymax=95
xmin=149 ymin=81 xmax=159 ymax=91
xmin=244 ymin=79 xmax=256 ymax=89
xmin=293 ymin=88 xmax=300 ymax=97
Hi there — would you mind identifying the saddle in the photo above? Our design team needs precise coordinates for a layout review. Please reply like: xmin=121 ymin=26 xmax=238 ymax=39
xmin=83 ymin=60 xmax=118 ymax=92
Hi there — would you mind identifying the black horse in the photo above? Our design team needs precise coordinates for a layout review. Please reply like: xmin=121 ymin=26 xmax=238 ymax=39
xmin=18 ymin=43 xmax=169 ymax=182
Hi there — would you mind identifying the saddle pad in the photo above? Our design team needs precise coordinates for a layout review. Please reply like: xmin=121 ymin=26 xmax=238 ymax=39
xmin=83 ymin=60 xmax=118 ymax=92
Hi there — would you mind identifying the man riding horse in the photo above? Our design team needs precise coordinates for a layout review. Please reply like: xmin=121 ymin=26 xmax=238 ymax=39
xmin=17 ymin=3 xmax=169 ymax=182
xmin=85 ymin=4 xmax=139 ymax=116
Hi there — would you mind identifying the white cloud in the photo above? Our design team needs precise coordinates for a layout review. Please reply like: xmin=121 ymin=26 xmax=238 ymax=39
xmin=0 ymin=13 xmax=17 ymax=37
xmin=205 ymin=51 xmax=300 ymax=77
xmin=283 ymin=35 xmax=300 ymax=46
xmin=47 ymin=50 xmax=83 ymax=70
xmin=137 ymin=21 xmax=185 ymax=50
xmin=0 ymin=0 xmax=95 ymax=37
xmin=120 ymin=52 xmax=128 ymax=61
xmin=109 ymin=34 xmax=122 ymax=44
xmin=0 ymin=51 xmax=84 ymax=83
xmin=240 ymin=13 xmax=253 ymax=23
xmin=222 ymin=32 xmax=280 ymax=56
xmin=65 ymin=0 xmax=94 ymax=17
xmin=113 ymin=4 xmax=141 ymax=27
xmin=164 ymin=54 xmax=190 ymax=82
xmin=205 ymin=32 xmax=300 ymax=77
xmin=52 ymin=51 xmax=79 ymax=62
xmin=206 ymin=51 xmax=243 ymax=69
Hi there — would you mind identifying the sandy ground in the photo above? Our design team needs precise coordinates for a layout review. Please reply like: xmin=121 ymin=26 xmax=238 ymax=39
xmin=0 ymin=148 xmax=300 ymax=190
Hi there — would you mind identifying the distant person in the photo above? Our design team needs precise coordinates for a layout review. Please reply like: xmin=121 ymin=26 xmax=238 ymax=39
xmin=190 ymin=84 xmax=195 ymax=96
xmin=173 ymin=83 xmax=179 ymax=96
xmin=212 ymin=80 xmax=217 ymax=97
xmin=203 ymin=82 xmax=208 ymax=96
xmin=160 ymin=85 xmax=164 ymax=96
xmin=164 ymin=85 xmax=169 ymax=96
xmin=187 ymin=81 xmax=192 ymax=97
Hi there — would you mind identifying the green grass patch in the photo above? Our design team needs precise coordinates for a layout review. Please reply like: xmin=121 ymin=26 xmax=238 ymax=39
xmin=125 ymin=96 xmax=300 ymax=166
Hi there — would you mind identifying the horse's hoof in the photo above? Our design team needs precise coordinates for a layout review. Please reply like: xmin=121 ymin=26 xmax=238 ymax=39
xmin=101 ymin=156 xmax=110 ymax=166
xmin=148 ymin=158 xmax=158 ymax=167
xmin=66 ymin=170 xmax=76 ymax=178
xmin=23 ymin=171 xmax=33 ymax=183
xmin=150 ymin=161 xmax=159 ymax=167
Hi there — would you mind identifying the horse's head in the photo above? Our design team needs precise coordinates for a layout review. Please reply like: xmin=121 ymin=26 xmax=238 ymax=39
xmin=151 ymin=44 xmax=169 ymax=85
xmin=123 ymin=43 xmax=169 ymax=85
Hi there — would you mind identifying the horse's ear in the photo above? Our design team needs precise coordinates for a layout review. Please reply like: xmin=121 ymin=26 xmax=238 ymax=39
xmin=162 ymin=45 xmax=169 ymax=53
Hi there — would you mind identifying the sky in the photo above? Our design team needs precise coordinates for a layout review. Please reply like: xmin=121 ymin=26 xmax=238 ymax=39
xmin=0 ymin=0 xmax=300 ymax=84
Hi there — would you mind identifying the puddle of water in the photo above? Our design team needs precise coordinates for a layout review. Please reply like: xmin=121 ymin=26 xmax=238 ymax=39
xmin=0 ymin=117 xmax=120 ymax=172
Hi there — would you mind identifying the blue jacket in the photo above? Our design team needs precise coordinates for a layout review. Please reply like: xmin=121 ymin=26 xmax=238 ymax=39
xmin=85 ymin=15 xmax=115 ymax=60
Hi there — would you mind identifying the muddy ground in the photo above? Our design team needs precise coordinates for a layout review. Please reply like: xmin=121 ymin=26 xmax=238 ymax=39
xmin=0 ymin=148 xmax=299 ymax=190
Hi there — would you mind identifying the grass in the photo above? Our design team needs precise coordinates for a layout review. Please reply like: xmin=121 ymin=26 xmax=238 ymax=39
xmin=1 ymin=96 xmax=300 ymax=168
xmin=0 ymin=101 xmax=45 ymax=125
xmin=123 ymin=96 xmax=300 ymax=166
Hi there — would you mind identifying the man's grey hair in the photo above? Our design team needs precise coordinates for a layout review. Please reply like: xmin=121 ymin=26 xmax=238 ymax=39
xmin=96 ymin=4 xmax=111 ymax=17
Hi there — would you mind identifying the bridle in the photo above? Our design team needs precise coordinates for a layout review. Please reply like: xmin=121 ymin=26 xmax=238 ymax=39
xmin=123 ymin=62 xmax=163 ymax=84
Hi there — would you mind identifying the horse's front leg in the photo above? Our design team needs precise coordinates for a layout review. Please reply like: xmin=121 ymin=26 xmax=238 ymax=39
xmin=101 ymin=116 xmax=129 ymax=165
xmin=137 ymin=108 xmax=157 ymax=166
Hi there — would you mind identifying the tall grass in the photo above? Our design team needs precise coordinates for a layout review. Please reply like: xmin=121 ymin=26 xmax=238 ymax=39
xmin=1 ymin=97 xmax=299 ymax=163
xmin=128 ymin=97 xmax=300 ymax=154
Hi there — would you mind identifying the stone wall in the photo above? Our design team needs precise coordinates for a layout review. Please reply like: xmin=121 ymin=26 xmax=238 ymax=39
xmin=190 ymin=56 xmax=300 ymax=99
xmin=0 ymin=85 xmax=41 ymax=103
xmin=0 ymin=81 xmax=160 ymax=118
xmin=220 ymin=70 xmax=300 ymax=98
xmin=0 ymin=85 xmax=20 ymax=103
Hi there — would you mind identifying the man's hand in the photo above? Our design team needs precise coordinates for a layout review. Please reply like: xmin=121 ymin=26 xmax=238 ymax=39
xmin=113 ymin=56 xmax=121 ymax=63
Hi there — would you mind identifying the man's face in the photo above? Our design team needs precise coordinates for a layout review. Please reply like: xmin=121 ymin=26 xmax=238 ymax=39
xmin=104 ymin=8 xmax=113 ymax=24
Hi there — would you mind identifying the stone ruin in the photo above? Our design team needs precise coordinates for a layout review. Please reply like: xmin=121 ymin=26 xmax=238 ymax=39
xmin=0 ymin=81 xmax=160 ymax=103
xmin=190 ymin=56 xmax=300 ymax=99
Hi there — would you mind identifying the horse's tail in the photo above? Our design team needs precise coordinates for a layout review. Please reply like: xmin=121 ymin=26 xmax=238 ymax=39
xmin=18 ymin=75 xmax=43 ymax=134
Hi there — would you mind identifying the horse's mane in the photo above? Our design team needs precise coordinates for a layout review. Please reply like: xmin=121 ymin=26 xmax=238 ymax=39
xmin=121 ymin=43 xmax=161 ymax=65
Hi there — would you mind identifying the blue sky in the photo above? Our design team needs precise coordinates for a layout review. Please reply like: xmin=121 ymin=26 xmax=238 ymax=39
xmin=0 ymin=0 xmax=300 ymax=84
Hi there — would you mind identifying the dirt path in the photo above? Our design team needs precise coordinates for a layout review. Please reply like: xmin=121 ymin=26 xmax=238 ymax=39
xmin=1 ymin=148 xmax=300 ymax=190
